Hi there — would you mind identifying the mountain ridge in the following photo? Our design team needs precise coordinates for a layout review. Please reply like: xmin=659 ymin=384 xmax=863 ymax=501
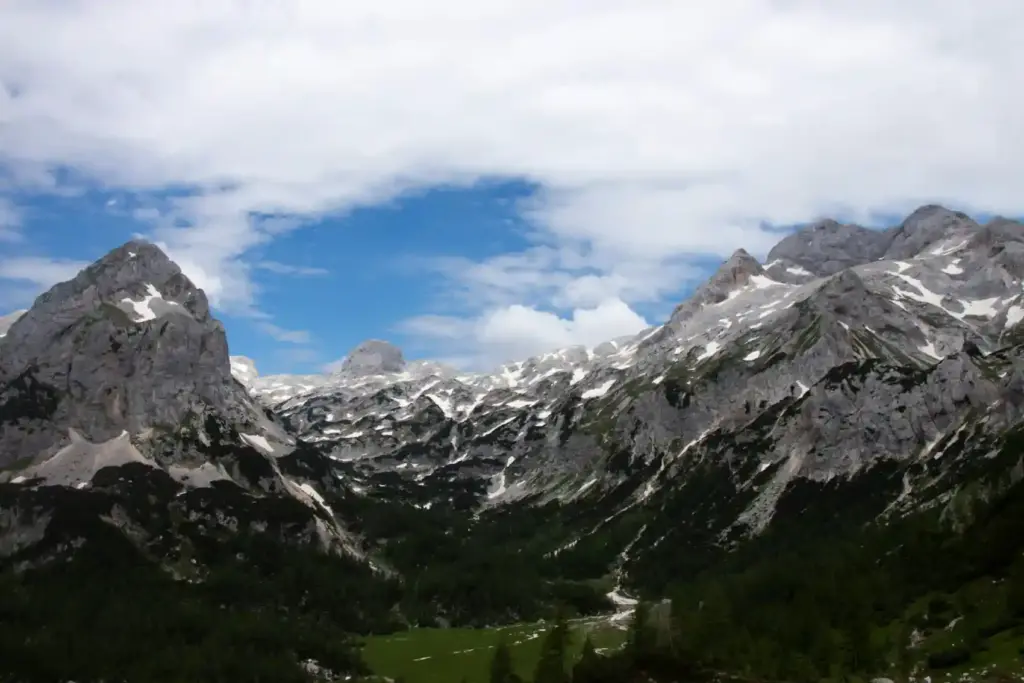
xmin=1 ymin=205 xmax=1024 ymax=682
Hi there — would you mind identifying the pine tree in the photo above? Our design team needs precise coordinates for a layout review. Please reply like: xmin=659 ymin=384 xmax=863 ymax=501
xmin=624 ymin=601 xmax=657 ymax=666
xmin=532 ymin=611 xmax=571 ymax=683
xmin=572 ymin=635 xmax=602 ymax=683
xmin=668 ymin=595 xmax=698 ymax=662
xmin=895 ymin=621 xmax=915 ymax=683
xmin=1008 ymin=554 xmax=1024 ymax=617
xmin=489 ymin=638 xmax=519 ymax=683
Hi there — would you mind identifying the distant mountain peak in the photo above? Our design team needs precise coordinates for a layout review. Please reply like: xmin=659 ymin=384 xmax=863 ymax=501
xmin=661 ymin=249 xmax=768 ymax=328
xmin=230 ymin=356 xmax=260 ymax=386
xmin=766 ymin=218 xmax=889 ymax=278
xmin=901 ymin=203 xmax=963 ymax=221
xmin=881 ymin=205 xmax=977 ymax=260
xmin=336 ymin=339 xmax=406 ymax=376
xmin=722 ymin=247 xmax=762 ymax=273
xmin=808 ymin=217 xmax=843 ymax=231
xmin=699 ymin=248 xmax=766 ymax=299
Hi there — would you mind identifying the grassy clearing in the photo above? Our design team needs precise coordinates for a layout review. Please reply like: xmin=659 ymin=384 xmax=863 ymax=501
xmin=890 ymin=579 xmax=1024 ymax=683
xmin=361 ymin=615 xmax=628 ymax=683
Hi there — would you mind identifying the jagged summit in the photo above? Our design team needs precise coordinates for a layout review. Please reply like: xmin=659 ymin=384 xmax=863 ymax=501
xmin=0 ymin=239 xmax=271 ymax=468
xmin=335 ymin=339 xmax=406 ymax=376
xmin=0 ymin=237 xmax=362 ymax=613
xmin=900 ymin=203 xmax=970 ymax=225
xmin=1 ymin=203 xmax=1022 ymax=683
xmin=766 ymin=218 xmax=891 ymax=277
xmin=237 ymin=205 xmax=1022 ymax=413
xmin=662 ymin=247 xmax=769 ymax=328
xmin=883 ymin=204 xmax=977 ymax=260
xmin=721 ymin=247 xmax=763 ymax=276
xmin=698 ymin=247 xmax=767 ymax=302
xmin=4 ymin=240 xmax=212 ymax=359
xmin=264 ymin=203 xmax=1024 ymax=496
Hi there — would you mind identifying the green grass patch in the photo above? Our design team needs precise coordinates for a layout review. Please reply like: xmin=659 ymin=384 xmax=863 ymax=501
xmin=881 ymin=579 xmax=1024 ymax=683
xmin=361 ymin=617 xmax=627 ymax=683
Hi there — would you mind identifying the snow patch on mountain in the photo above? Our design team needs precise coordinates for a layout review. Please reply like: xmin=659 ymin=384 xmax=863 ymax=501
xmin=120 ymin=283 xmax=185 ymax=322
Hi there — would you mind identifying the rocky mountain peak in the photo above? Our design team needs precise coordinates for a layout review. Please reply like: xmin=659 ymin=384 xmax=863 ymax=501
xmin=0 ymin=240 xmax=264 ymax=467
xmin=903 ymin=203 xmax=955 ymax=219
xmin=336 ymin=339 xmax=406 ymax=376
xmin=766 ymin=218 xmax=891 ymax=277
xmin=661 ymin=249 xmax=768 ymax=329
xmin=0 ymin=241 xmax=358 ymax=594
xmin=20 ymin=240 xmax=210 ymax=334
xmin=722 ymin=247 xmax=762 ymax=275
xmin=699 ymin=248 xmax=766 ymax=301
xmin=230 ymin=355 xmax=260 ymax=386
xmin=883 ymin=204 xmax=977 ymax=260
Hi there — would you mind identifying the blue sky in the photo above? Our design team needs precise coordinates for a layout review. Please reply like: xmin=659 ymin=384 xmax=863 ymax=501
xmin=0 ymin=179 xmax=705 ymax=374
xmin=0 ymin=2 xmax=1020 ymax=375
xmin=0 ymin=177 xmax=1002 ymax=376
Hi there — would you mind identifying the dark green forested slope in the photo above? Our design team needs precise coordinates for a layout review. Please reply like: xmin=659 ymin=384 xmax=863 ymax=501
xmin=0 ymin=527 xmax=385 ymax=682
xmin=2 ymin=429 xmax=1022 ymax=682
xmin=492 ymin=480 xmax=1024 ymax=683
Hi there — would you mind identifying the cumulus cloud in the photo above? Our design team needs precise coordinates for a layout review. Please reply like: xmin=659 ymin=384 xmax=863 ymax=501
xmin=255 ymin=321 xmax=313 ymax=345
xmin=401 ymin=298 xmax=650 ymax=368
xmin=0 ymin=256 xmax=89 ymax=290
xmin=0 ymin=255 xmax=89 ymax=310
xmin=0 ymin=0 xmax=1022 ymax=360
xmin=255 ymin=261 xmax=329 ymax=277
xmin=0 ymin=199 xmax=21 ymax=242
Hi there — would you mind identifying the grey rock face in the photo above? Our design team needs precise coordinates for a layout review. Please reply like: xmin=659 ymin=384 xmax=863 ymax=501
xmin=2 ymin=204 xmax=1019 ymax=598
xmin=0 ymin=310 xmax=26 ymax=338
xmin=882 ymin=205 xmax=978 ymax=260
xmin=336 ymin=340 xmax=406 ymax=376
xmin=641 ymin=249 xmax=773 ymax=350
xmin=766 ymin=219 xmax=892 ymax=277
xmin=254 ymin=206 xmax=1024 ymax=574
xmin=666 ymin=249 xmax=766 ymax=326
xmin=230 ymin=356 xmax=260 ymax=387
xmin=0 ymin=240 xmax=262 ymax=467
xmin=0 ymin=240 xmax=362 ymax=567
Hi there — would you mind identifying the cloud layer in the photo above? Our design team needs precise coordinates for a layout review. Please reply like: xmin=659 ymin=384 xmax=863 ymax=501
xmin=1 ymin=0 xmax=1022 ymax=366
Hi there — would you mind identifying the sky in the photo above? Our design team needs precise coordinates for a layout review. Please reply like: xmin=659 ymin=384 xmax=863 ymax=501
xmin=0 ymin=2 xmax=1021 ymax=375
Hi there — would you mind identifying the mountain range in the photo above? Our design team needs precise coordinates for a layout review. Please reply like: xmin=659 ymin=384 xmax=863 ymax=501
xmin=1 ymin=205 xmax=1023 ymax=682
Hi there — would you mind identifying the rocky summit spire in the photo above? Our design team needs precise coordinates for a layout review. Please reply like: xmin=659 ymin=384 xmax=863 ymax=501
xmin=0 ymin=239 xmax=248 ymax=467
xmin=713 ymin=248 xmax=764 ymax=289
xmin=663 ymin=248 xmax=766 ymax=328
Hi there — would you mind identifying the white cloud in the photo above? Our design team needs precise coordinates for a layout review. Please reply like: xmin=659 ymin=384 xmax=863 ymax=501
xmin=0 ymin=0 xmax=1022 ymax=359
xmin=401 ymin=298 xmax=649 ymax=368
xmin=0 ymin=255 xmax=91 ymax=311
xmin=255 ymin=321 xmax=313 ymax=345
xmin=255 ymin=261 xmax=329 ymax=277
xmin=417 ymin=245 xmax=705 ymax=316
xmin=0 ymin=199 xmax=21 ymax=242
xmin=480 ymin=300 xmax=649 ymax=354
xmin=0 ymin=256 xmax=89 ymax=290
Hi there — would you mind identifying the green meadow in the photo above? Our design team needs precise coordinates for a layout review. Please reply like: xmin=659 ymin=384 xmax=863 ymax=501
xmin=361 ymin=615 xmax=628 ymax=683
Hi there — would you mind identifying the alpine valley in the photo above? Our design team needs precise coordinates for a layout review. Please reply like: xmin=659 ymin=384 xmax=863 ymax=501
xmin=1 ymin=205 xmax=1023 ymax=683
